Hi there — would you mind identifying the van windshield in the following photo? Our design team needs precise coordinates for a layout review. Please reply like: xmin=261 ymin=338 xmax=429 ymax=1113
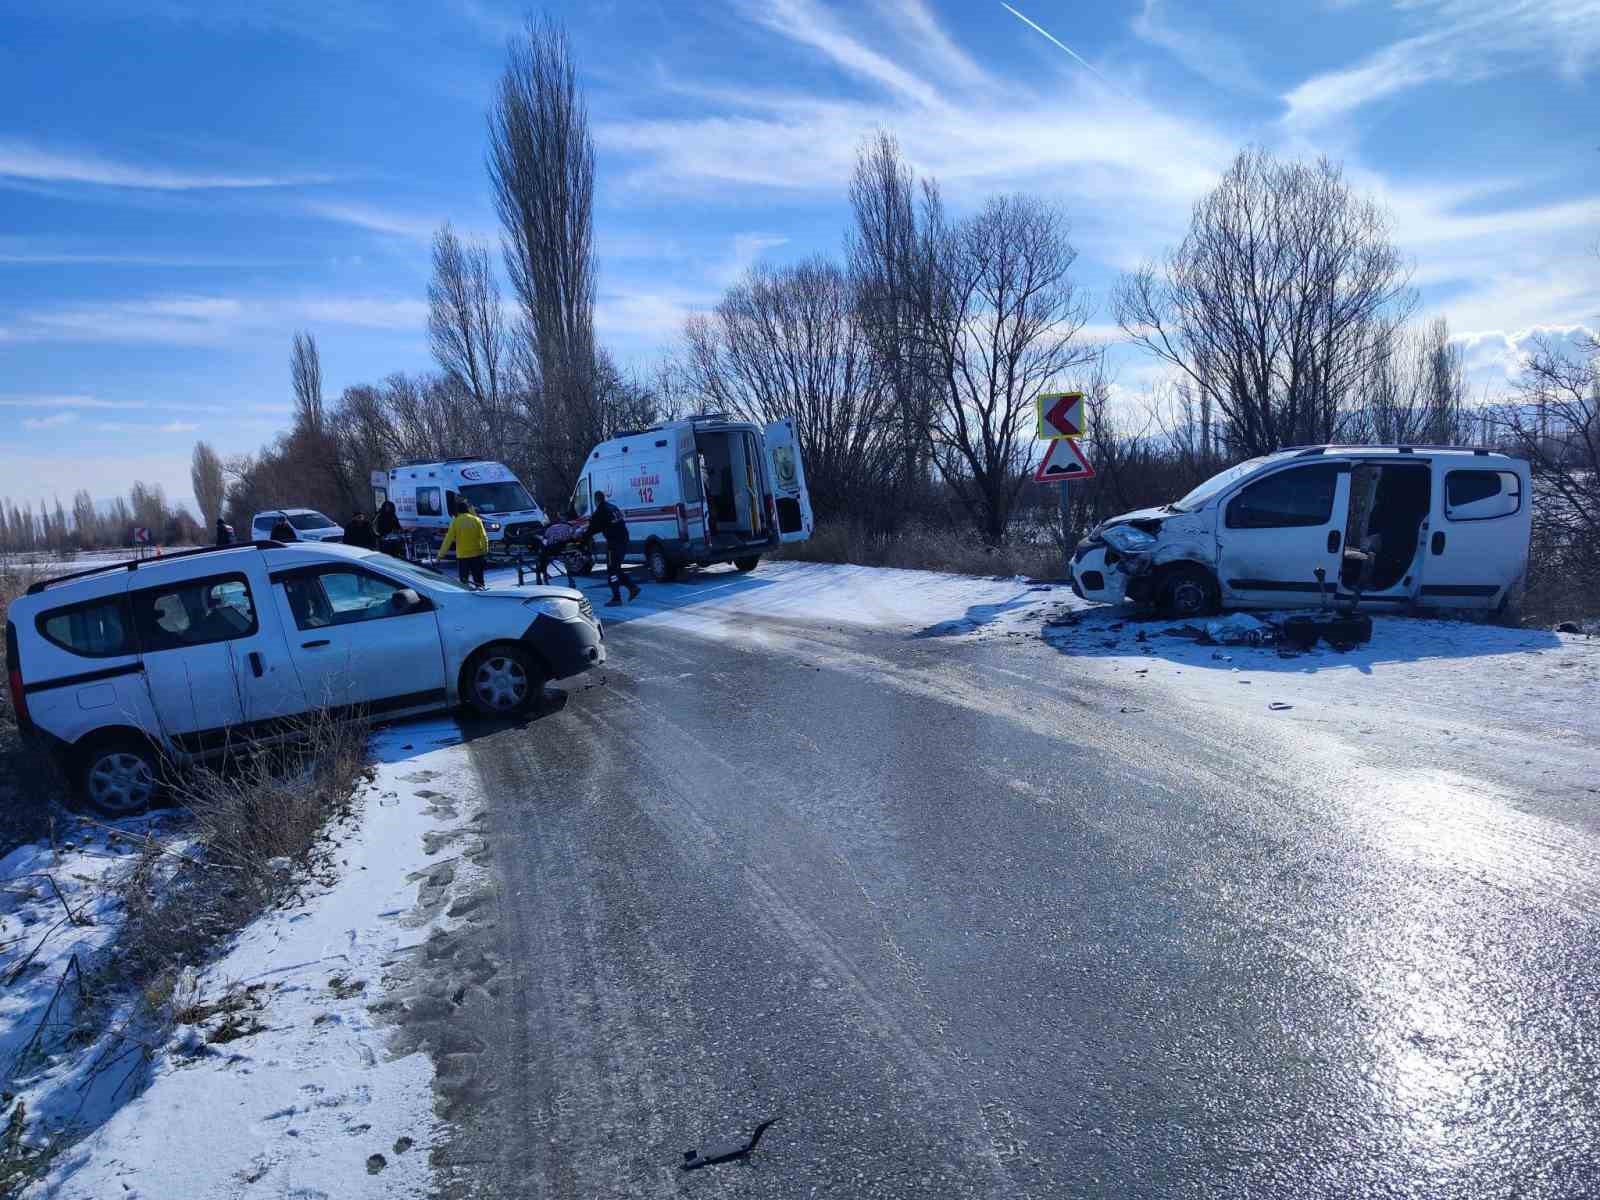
xmin=1169 ymin=458 xmax=1269 ymax=513
xmin=461 ymin=481 xmax=537 ymax=514
xmin=288 ymin=511 xmax=337 ymax=530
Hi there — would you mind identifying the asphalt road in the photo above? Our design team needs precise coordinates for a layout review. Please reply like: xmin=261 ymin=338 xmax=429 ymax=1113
xmin=430 ymin=607 xmax=1600 ymax=1199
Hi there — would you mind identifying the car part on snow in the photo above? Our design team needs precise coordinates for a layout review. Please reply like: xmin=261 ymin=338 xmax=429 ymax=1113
xmin=681 ymin=1115 xmax=781 ymax=1170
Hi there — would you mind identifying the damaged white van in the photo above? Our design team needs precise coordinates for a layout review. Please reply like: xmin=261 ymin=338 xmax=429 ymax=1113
xmin=573 ymin=414 xmax=814 ymax=581
xmin=1072 ymin=445 xmax=1532 ymax=619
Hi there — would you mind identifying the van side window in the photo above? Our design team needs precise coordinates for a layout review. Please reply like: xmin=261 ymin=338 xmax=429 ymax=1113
xmin=132 ymin=574 xmax=258 ymax=652
xmin=573 ymin=476 xmax=592 ymax=517
xmin=37 ymin=597 xmax=134 ymax=658
xmin=1225 ymin=465 xmax=1339 ymax=529
xmin=1446 ymin=470 xmax=1521 ymax=521
xmin=416 ymin=487 xmax=443 ymax=518
xmin=281 ymin=568 xmax=421 ymax=631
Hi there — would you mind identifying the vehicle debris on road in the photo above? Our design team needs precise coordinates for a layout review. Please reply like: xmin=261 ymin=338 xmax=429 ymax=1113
xmin=681 ymin=1115 xmax=782 ymax=1170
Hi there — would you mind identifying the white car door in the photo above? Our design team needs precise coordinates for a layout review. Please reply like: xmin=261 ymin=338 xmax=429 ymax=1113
xmin=273 ymin=563 xmax=449 ymax=715
xmin=129 ymin=566 xmax=302 ymax=755
xmin=1420 ymin=464 xmax=1530 ymax=610
xmin=763 ymin=418 xmax=814 ymax=543
xmin=1215 ymin=462 xmax=1350 ymax=607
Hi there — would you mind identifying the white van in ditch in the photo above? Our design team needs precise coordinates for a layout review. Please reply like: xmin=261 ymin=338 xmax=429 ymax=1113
xmin=573 ymin=414 xmax=814 ymax=581
xmin=1071 ymin=445 xmax=1532 ymax=619
xmin=6 ymin=542 xmax=604 ymax=816
xmin=378 ymin=458 xmax=549 ymax=549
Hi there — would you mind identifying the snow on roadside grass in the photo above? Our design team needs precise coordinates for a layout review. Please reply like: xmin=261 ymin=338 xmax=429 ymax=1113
xmin=0 ymin=820 xmax=172 ymax=1191
xmin=26 ymin=716 xmax=480 ymax=1200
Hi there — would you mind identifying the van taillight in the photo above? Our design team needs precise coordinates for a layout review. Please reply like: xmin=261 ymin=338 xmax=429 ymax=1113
xmin=4 ymin=622 xmax=28 ymax=733
xmin=765 ymin=494 xmax=777 ymax=530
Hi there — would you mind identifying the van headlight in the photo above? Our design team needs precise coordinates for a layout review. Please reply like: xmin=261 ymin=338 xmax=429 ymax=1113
xmin=485 ymin=521 xmax=502 ymax=532
xmin=1102 ymin=525 xmax=1157 ymax=553
xmin=523 ymin=596 xmax=580 ymax=620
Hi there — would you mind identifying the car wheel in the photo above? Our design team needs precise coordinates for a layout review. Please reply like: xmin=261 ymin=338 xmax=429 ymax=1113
xmin=463 ymin=645 xmax=545 ymax=717
xmin=733 ymin=555 xmax=760 ymax=573
xmin=1158 ymin=563 xmax=1218 ymax=618
xmin=647 ymin=542 xmax=679 ymax=583
xmin=74 ymin=734 xmax=162 ymax=818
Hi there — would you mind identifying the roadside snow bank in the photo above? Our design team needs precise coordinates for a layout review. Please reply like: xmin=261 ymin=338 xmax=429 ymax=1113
xmin=31 ymin=716 xmax=479 ymax=1200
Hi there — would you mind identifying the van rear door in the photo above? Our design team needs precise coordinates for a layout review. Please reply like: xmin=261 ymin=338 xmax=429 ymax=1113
xmin=1419 ymin=463 xmax=1531 ymax=610
xmin=763 ymin=419 xmax=814 ymax=543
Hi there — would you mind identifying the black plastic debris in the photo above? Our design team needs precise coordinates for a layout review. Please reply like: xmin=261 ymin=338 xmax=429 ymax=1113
xmin=682 ymin=1116 xmax=781 ymax=1171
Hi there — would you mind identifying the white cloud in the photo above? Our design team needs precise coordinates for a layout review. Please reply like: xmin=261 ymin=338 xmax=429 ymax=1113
xmin=0 ymin=139 xmax=327 ymax=191
xmin=1283 ymin=0 xmax=1600 ymax=129
xmin=4 ymin=293 xmax=431 ymax=344
xmin=745 ymin=0 xmax=947 ymax=107
xmin=1454 ymin=323 xmax=1597 ymax=394
xmin=296 ymin=297 xmax=428 ymax=331
xmin=0 ymin=393 xmax=144 ymax=409
xmin=1130 ymin=0 xmax=1269 ymax=94
xmin=21 ymin=412 xmax=77 ymax=430
xmin=711 ymin=233 xmax=790 ymax=286
xmin=306 ymin=201 xmax=443 ymax=240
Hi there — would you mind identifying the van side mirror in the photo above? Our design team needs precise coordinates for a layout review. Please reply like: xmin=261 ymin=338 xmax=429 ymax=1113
xmin=391 ymin=587 xmax=428 ymax=614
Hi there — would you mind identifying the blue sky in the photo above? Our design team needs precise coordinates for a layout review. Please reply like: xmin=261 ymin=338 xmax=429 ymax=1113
xmin=2 ymin=0 xmax=1597 ymax=514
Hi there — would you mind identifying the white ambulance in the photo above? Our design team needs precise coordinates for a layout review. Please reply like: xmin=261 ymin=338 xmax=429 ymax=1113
xmin=376 ymin=458 xmax=548 ymax=550
xmin=573 ymin=414 xmax=813 ymax=581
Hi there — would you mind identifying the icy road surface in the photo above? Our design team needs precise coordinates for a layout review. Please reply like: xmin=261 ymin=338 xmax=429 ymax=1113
xmin=413 ymin=562 xmax=1600 ymax=1200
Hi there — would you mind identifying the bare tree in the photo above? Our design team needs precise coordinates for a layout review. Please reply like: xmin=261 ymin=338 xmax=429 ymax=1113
xmin=1358 ymin=316 xmax=1471 ymax=444
xmin=1115 ymin=147 xmax=1415 ymax=455
xmin=429 ymin=223 xmax=508 ymax=427
xmin=190 ymin=441 xmax=226 ymax=531
xmin=489 ymin=15 xmax=596 ymax=431
xmin=917 ymin=194 xmax=1093 ymax=542
xmin=1501 ymin=328 xmax=1600 ymax=574
xmin=290 ymin=331 xmax=324 ymax=433
xmin=849 ymin=132 xmax=939 ymax=506
xmin=683 ymin=257 xmax=896 ymax=518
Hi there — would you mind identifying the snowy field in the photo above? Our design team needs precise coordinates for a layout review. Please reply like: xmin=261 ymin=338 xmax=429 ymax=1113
xmin=8 ymin=718 xmax=477 ymax=1199
xmin=2 ymin=558 xmax=1595 ymax=1194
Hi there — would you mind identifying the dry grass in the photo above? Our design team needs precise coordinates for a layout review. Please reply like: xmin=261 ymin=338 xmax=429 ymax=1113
xmin=773 ymin=516 xmax=1067 ymax=580
xmin=118 ymin=709 xmax=371 ymax=991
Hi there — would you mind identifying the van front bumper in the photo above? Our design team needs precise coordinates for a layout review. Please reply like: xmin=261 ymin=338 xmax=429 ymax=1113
xmin=1072 ymin=543 xmax=1166 ymax=607
xmin=523 ymin=612 xmax=606 ymax=680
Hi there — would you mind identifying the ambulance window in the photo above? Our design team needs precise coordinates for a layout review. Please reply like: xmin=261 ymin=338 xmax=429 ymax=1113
xmin=416 ymin=487 xmax=442 ymax=517
xmin=574 ymin=476 xmax=592 ymax=516
xmin=679 ymin=453 xmax=703 ymax=499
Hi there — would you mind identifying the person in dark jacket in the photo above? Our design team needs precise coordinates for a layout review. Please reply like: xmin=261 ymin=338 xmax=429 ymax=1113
xmin=342 ymin=511 xmax=378 ymax=550
xmin=587 ymin=492 xmax=640 ymax=606
xmin=374 ymin=500 xmax=405 ymax=557
xmin=215 ymin=517 xmax=234 ymax=546
xmin=269 ymin=514 xmax=298 ymax=542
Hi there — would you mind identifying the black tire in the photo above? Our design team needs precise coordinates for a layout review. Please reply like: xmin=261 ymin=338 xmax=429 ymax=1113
xmin=1156 ymin=563 xmax=1218 ymax=618
xmin=462 ymin=645 xmax=545 ymax=717
xmin=73 ymin=733 xmax=163 ymax=818
xmin=733 ymin=555 xmax=760 ymax=573
xmin=646 ymin=541 xmax=679 ymax=583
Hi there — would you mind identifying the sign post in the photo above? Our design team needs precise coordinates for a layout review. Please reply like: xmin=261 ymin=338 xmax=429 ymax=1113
xmin=1034 ymin=391 xmax=1094 ymax=577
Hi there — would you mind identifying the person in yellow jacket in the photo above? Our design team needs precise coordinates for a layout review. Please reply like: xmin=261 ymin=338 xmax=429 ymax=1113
xmin=440 ymin=501 xmax=490 ymax=588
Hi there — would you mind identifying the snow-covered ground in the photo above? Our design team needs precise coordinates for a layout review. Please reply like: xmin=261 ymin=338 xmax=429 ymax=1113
xmin=10 ymin=717 xmax=479 ymax=1200
xmin=3 ymin=557 xmax=1593 ymax=1196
